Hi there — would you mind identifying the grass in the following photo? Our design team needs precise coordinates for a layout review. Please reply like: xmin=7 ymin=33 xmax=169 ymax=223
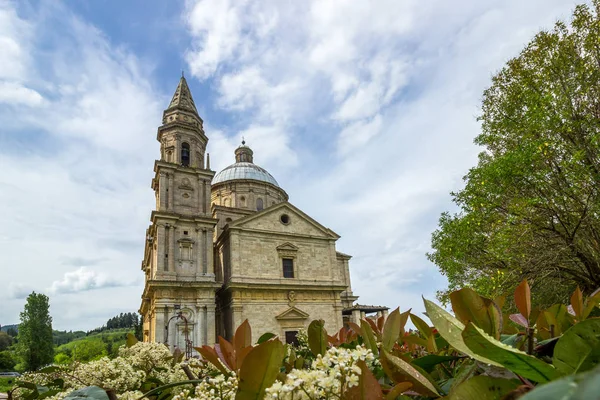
xmin=0 ymin=377 xmax=17 ymax=393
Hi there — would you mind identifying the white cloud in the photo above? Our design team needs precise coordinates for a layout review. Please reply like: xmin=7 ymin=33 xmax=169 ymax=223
xmin=0 ymin=1 xmax=159 ymax=330
xmin=8 ymin=283 xmax=34 ymax=300
xmin=185 ymin=0 xmax=582 ymax=315
xmin=0 ymin=81 xmax=43 ymax=105
xmin=48 ymin=267 xmax=135 ymax=294
xmin=1 ymin=0 xmax=586 ymax=331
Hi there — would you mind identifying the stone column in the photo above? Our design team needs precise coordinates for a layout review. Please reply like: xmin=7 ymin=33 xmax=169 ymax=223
xmin=195 ymin=228 xmax=203 ymax=275
xmin=198 ymin=177 xmax=203 ymax=214
xmin=153 ymin=306 xmax=166 ymax=344
xmin=202 ymin=229 xmax=208 ymax=274
xmin=232 ymin=304 xmax=243 ymax=338
xmin=168 ymin=226 xmax=176 ymax=272
xmin=351 ymin=309 xmax=361 ymax=324
xmin=207 ymin=304 xmax=216 ymax=345
xmin=201 ymin=305 xmax=208 ymax=345
xmin=148 ymin=311 xmax=154 ymax=342
xmin=158 ymin=224 xmax=167 ymax=272
xmin=168 ymin=307 xmax=176 ymax=349
xmin=203 ymin=181 xmax=208 ymax=214
xmin=159 ymin=172 xmax=167 ymax=210
xmin=168 ymin=173 xmax=174 ymax=211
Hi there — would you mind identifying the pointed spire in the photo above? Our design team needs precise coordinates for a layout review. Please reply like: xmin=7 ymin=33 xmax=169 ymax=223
xmin=167 ymin=75 xmax=199 ymax=115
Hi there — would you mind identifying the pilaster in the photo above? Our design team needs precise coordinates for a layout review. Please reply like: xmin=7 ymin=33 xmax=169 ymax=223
xmin=168 ymin=173 xmax=174 ymax=210
xmin=206 ymin=304 xmax=216 ymax=345
xmin=168 ymin=225 xmax=176 ymax=272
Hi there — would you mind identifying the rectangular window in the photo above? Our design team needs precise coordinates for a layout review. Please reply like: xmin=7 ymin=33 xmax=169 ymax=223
xmin=282 ymin=258 xmax=294 ymax=278
xmin=285 ymin=331 xmax=299 ymax=345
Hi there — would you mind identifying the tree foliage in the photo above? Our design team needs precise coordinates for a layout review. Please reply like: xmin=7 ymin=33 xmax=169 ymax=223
xmin=0 ymin=332 xmax=12 ymax=351
xmin=429 ymin=1 xmax=600 ymax=306
xmin=17 ymin=292 xmax=54 ymax=371
xmin=87 ymin=312 xmax=140 ymax=335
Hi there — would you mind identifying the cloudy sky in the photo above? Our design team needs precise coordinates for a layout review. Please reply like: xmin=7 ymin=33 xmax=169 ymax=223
xmin=0 ymin=0 xmax=583 ymax=331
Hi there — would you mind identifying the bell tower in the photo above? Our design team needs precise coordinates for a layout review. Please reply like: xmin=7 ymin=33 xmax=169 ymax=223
xmin=140 ymin=75 xmax=218 ymax=349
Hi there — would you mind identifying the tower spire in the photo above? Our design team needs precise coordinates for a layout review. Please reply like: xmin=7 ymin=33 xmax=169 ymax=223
xmin=167 ymin=75 xmax=199 ymax=116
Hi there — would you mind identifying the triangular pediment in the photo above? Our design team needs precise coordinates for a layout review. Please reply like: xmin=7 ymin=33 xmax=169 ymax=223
xmin=276 ymin=306 xmax=310 ymax=321
xmin=229 ymin=202 xmax=340 ymax=239
xmin=276 ymin=242 xmax=299 ymax=251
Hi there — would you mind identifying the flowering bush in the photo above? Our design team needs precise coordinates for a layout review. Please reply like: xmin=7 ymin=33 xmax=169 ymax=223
xmin=9 ymin=280 xmax=600 ymax=400
xmin=265 ymin=346 xmax=374 ymax=399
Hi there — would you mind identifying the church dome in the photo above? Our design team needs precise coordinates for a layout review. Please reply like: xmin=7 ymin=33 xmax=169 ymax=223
xmin=212 ymin=142 xmax=281 ymax=187
xmin=212 ymin=162 xmax=280 ymax=187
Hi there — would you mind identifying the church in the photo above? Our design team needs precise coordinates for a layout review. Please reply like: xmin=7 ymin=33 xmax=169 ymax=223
xmin=139 ymin=76 xmax=386 ymax=351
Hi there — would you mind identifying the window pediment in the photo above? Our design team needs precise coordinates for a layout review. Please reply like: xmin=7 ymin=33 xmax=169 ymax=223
xmin=276 ymin=242 xmax=298 ymax=251
xmin=275 ymin=306 xmax=309 ymax=321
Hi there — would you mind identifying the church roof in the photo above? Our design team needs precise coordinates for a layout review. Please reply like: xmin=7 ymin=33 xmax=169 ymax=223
xmin=212 ymin=141 xmax=281 ymax=187
xmin=167 ymin=75 xmax=199 ymax=115
xmin=212 ymin=162 xmax=280 ymax=187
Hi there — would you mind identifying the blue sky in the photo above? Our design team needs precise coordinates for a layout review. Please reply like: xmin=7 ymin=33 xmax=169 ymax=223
xmin=0 ymin=0 xmax=583 ymax=331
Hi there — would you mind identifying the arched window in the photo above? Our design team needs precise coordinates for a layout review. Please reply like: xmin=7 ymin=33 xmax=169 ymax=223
xmin=240 ymin=196 xmax=246 ymax=208
xmin=181 ymin=142 xmax=190 ymax=166
xmin=256 ymin=198 xmax=264 ymax=211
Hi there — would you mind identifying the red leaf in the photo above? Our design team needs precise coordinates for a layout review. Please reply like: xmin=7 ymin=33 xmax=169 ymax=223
xmin=515 ymin=279 xmax=531 ymax=320
xmin=509 ymin=313 xmax=529 ymax=328
xmin=218 ymin=337 xmax=236 ymax=370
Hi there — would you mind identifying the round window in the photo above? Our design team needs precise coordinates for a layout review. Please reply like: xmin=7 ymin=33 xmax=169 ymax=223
xmin=280 ymin=214 xmax=290 ymax=224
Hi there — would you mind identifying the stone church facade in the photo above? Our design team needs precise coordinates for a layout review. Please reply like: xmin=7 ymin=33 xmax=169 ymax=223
xmin=139 ymin=76 xmax=383 ymax=350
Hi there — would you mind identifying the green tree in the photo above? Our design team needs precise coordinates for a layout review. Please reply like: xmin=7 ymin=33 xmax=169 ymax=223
xmin=17 ymin=292 xmax=54 ymax=371
xmin=71 ymin=340 xmax=106 ymax=362
xmin=0 ymin=332 xmax=12 ymax=351
xmin=429 ymin=1 xmax=600 ymax=306
xmin=0 ymin=351 xmax=15 ymax=371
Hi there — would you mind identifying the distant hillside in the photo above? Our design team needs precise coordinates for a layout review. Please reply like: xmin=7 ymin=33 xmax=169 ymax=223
xmin=0 ymin=325 xmax=17 ymax=333
xmin=54 ymin=328 xmax=134 ymax=363
xmin=53 ymin=330 xmax=86 ymax=346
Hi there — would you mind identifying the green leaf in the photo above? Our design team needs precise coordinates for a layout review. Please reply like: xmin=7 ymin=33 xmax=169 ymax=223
xmin=423 ymin=298 xmax=500 ymax=367
xmin=385 ymin=383 xmax=413 ymax=400
xmin=447 ymin=376 xmax=520 ymax=400
xmin=382 ymin=308 xmax=401 ymax=352
xmin=138 ymin=381 xmax=205 ymax=399
xmin=462 ymin=322 xmax=559 ymax=382
xmin=411 ymin=355 xmax=463 ymax=373
xmin=344 ymin=360 xmax=383 ymax=400
xmin=450 ymin=288 xmax=502 ymax=339
xmin=256 ymin=332 xmax=276 ymax=344
xmin=235 ymin=339 xmax=285 ymax=400
xmin=380 ymin=350 xmax=439 ymax=398
xmin=520 ymin=364 xmax=600 ymax=400
xmin=307 ymin=320 xmax=327 ymax=356
xmin=126 ymin=333 xmax=138 ymax=348
xmin=360 ymin=319 xmax=379 ymax=356
xmin=39 ymin=389 xmax=62 ymax=400
xmin=64 ymin=386 xmax=110 ymax=400
xmin=543 ymin=304 xmax=571 ymax=336
xmin=410 ymin=313 xmax=433 ymax=339
xmin=553 ymin=318 xmax=600 ymax=374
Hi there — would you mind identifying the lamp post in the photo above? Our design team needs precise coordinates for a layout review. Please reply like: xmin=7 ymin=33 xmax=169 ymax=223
xmin=164 ymin=310 xmax=193 ymax=359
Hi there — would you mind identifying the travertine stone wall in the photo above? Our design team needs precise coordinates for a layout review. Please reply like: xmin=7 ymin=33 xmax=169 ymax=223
xmin=211 ymin=180 xmax=287 ymax=213
xmin=227 ymin=231 xmax=339 ymax=282
xmin=215 ymin=203 xmax=349 ymax=341
xmin=230 ymin=299 xmax=343 ymax=341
